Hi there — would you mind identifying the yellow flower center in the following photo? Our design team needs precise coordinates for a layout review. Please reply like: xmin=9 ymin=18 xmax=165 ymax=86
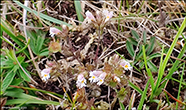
xmin=100 ymin=79 xmax=103 ymax=82
xmin=107 ymin=16 xmax=110 ymax=19
xmin=125 ymin=65 xmax=129 ymax=68
xmin=44 ymin=74 xmax=48 ymax=77
xmin=81 ymin=80 xmax=84 ymax=83
xmin=92 ymin=76 xmax=95 ymax=79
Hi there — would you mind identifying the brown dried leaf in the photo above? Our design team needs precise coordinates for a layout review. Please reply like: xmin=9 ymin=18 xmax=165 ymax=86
xmin=103 ymin=63 xmax=112 ymax=74
xmin=80 ymin=33 xmax=95 ymax=60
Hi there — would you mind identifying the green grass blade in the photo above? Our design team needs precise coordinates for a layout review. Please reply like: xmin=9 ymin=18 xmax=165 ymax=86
xmin=176 ymin=63 xmax=185 ymax=109
xmin=13 ymin=0 xmax=72 ymax=27
xmin=154 ymin=17 xmax=186 ymax=95
xmin=163 ymin=43 xmax=186 ymax=80
xmin=138 ymin=80 xmax=150 ymax=110
xmin=16 ymin=38 xmax=30 ymax=54
xmin=6 ymin=99 xmax=60 ymax=106
xmin=142 ymin=45 xmax=155 ymax=90
xmin=128 ymin=81 xmax=143 ymax=94
xmin=10 ymin=86 xmax=63 ymax=98
xmin=74 ymin=0 xmax=84 ymax=22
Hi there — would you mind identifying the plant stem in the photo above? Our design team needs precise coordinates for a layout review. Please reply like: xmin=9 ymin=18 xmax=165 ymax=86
xmin=95 ymin=26 xmax=101 ymax=66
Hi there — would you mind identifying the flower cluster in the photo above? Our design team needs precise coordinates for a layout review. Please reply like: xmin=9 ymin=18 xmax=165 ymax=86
xmin=76 ymin=70 xmax=107 ymax=89
xmin=75 ymin=59 xmax=132 ymax=89
xmin=85 ymin=9 xmax=113 ymax=26
xmin=89 ymin=70 xmax=107 ymax=85
xmin=41 ymin=68 xmax=51 ymax=81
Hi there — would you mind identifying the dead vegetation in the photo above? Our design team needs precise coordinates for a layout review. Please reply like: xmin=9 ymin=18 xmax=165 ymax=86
xmin=1 ymin=0 xmax=186 ymax=110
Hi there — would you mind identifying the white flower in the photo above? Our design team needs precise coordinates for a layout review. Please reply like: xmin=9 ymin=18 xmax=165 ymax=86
xmin=76 ymin=74 xmax=86 ymax=89
xmin=120 ymin=59 xmax=132 ymax=71
xmin=41 ymin=68 xmax=51 ymax=81
xmin=97 ymin=72 xmax=107 ymax=86
xmin=103 ymin=9 xmax=113 ymax=22
xmin=114 ymin=76 xmax=120 ymax=83
xmin=49 ymin=27 xmax=62 ymax=37
xmin=89 ymin=70 xmax=103 ymax=83
xmin=85 ymin=11 xmax=96 ymax=22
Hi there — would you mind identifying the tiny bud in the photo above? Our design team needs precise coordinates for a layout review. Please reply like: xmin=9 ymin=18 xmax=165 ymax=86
xmin=49 ymin=41 xmax=61 ymax=53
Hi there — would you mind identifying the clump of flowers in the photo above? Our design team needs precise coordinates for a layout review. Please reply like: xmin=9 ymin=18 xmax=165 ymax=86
xmin=84 ymin=9 xmax=113 ymax=28
xmin=76 ymin=74 xmax=87 ymax=89
xmin=89 ymin=70 xmax=107 ymax=86
xmin=41 ymin=68 xmax=52 ymax=81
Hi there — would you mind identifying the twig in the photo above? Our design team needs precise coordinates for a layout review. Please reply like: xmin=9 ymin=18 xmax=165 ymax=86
xmin=101 ymin=44 xmax=126 ymax=60
xmin=95 ymin=26 xmax=101 ymax=66
xmin=130 ymin=37 xmax=142 ymax=80
xmin=13 ymin=47 xmax=38 ymax=85
xmin=23 ymin=1 xmax=42 ymax=80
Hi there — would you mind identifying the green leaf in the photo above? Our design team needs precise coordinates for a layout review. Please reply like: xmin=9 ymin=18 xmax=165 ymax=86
xmin=131 ymin=30 xmax=139 ymax=39
xmin=2 ymin=70 xmax=16 ymax=93
xmin=36 ymin=36 xmax=45 ymax=54
xmin=117 ymin=87 xmax=127 ymax=102
xmin=39 ymin=48 xmax=49 ymax=56
xmin=136 ymin=45 xmax=143 ymax=60
xmin=147 ymin=36 xmax=155 ymax=55
xmin=147 ymin=53 xmax=161 ymax=60
xmin=139 ymin=61 xmax=144 ymax=69
xmin=18 ymin=68 xmax=31 ymax=82
xmin=109 ymin=81 xmax=117 ymax=88
xmin=10 ymin=78 xmax=23 ymax=86
xmin=143 ymin=31 xmax=146 ymax=44
xmin=74 ymin=1 xmax=84 ymax=22
xmin=128 ymin=37 xmax=138 ymax=46
xmin=147 ymin=60 xmax=158 ymax=72
xmin=126 ymin=40 xmax=134 ymax=57
xmin=119 ymin=102 xmax=125 ymax=110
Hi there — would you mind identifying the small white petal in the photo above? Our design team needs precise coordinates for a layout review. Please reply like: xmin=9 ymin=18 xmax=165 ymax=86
xmin=85 ymin=11 xmax=96 ymax=22
xmin=97 ymin=72 xmax=106 ymax=85
xmin=114 ymin=76 xmax=120 ymax=82
xmin=41 ymin=68 xmax=51 ymax=81
xmin=76 ymin=74 xmax=87 ymax=89
xmin=49 ymin=27 xmax=61 ymax=37
xmin=120 ymin=59 xmax=132 ymax=71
